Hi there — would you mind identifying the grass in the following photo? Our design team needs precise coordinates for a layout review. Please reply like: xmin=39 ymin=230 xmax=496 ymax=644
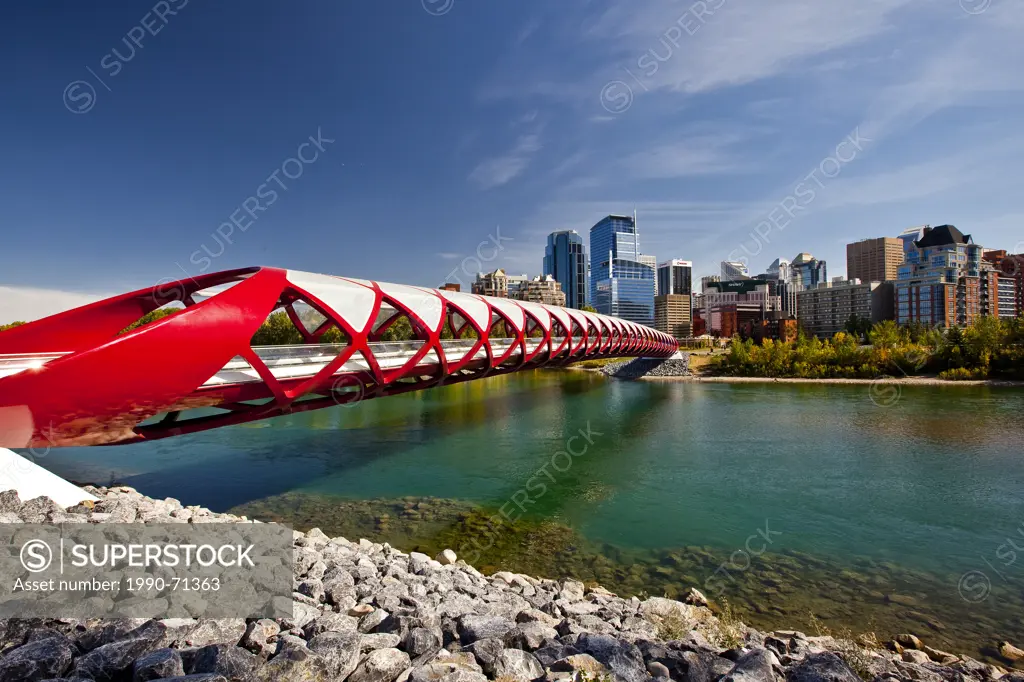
xmin=702 ymin=599 xmax=746 ymax=649
xmin=808 ymin=612 xmax=881 ymax=681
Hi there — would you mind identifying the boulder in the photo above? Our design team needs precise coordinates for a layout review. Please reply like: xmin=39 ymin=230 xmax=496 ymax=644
xmin=133 ymin=648 xmax=185 ymax=681
xmin=252 ymin=646 xmax=330 ymax=682
xmin=0 ymin=634 xmax=77 ymax=681
xmin=307 ymin=630 xmax=362 ymax=680
xmin=721 ymin=648 xmax=781 ymax=682
xmin=492 ymin=649 xmax=544 ymax=682
xmin=73 ymin=636 xmax=163 ymax=681
xmin=349 ymin=648 xmax=412 ymax=682
xmin=456 ymin=615 xmax=515 ymax=644
xmin=785 ymin=652 xmax=861 ymax=682
xmin=999 ymin=641 xmax=1024 ymax=662
xmin=188 ymin=644 xmax=260 ymax=679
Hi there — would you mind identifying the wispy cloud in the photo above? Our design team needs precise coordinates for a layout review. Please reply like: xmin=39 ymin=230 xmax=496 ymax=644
xmin=0 ymin=286 xmax=112 ymax=325
xmin=468 ymin=132 xmax=543 ymax=189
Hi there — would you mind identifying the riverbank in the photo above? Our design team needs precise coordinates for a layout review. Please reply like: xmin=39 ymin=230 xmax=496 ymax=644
xmin=568 ymin=359 xmax=1024 ymax=386
xmin=642 ymin=375 xmax=1024 ymax=386
xmin=1 ymin=486 xmax=1019 ymax=682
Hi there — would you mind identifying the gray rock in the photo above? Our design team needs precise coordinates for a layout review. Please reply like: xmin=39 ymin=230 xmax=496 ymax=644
xmin=574 ymin=633 xmax=648 ymax=682
xmin=463 ymin=638 xmax=506 ymax=675
xmin=409 ymin=663 xmax=488 ymax=682
xmin=404 ymin=627 xmax=442 ymax=657
xmin=0 ymin=634 xmax=77 ymax=681
xmin=188 ymin=644 xmax=260 ymax=679
xmin=349 ymin=647 xmax=412 ymax=682
xmin=436 ymin=549 xmax=458 ymax=565
xmin=252 ymin=646 xmax=330 ymax=682
xmin=303 ymin=612 xmax=358 ymax=639
xmin=18 ymin=495 xmax=64 ymax=523
xmin=363 ymin=633 xmax=404 ymax=651
xmin=360 ymin=608 xmax=393 ymax=633
xmin=722 ymin=648 xmax=781 ymax=682
xmin=548 ymin=653 xmax=609 ymax=676
xmin=298 ymin=578 xmax=326 ymax=603
xmin=133 ymin=648 xmax=185 ymax=681
xmin=240 ymin=619 xmax=280 ymax=656
xmin=508 ymin=621 xmax=558 ymax=651
xmin=307 ymin=630 xmax=362 ymax=679
xmin=184 ymin=619 xmax=247 ymax=648
xmin=784 ymin=652 xmax=867 ymax=682
xmin=74 ymin=636 xmax=161 ymax=682
xmin=0 ymin=489 xmax=21 ymax=512
xmin=456 ymin=615 xmax=515 ymax=644
xmin=161 ymin=675 xmax=230 ymax=682
xmin=274 ymin=634 xmax=310 ymax=654
xmin=493 ymin=649 xmax=544 ymax=682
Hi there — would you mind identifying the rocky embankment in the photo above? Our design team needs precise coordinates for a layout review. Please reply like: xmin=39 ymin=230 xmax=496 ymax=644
xmin=1 ymin=486 xmax=1020 ymax=682
xmin=600 ymin=357 xmax=691 ymax=379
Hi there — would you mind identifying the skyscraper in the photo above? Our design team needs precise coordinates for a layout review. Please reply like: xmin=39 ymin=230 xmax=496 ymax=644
xmin=543 ymin=230 xmax=588 ymax=309
xmin=721 ymin=260 xmax=750 ymax=281
xmin=657 ymin=260 xmax=693 ymax=296
xmin=790 ymin=253 xmax=827 ymax=290
xmin=589 ymin=214 xmax=655 ymax=325
xmin=639 ymin=255 xmax=658 ymax=294
xmin=847 ymin=237 xmax=903 ymax=282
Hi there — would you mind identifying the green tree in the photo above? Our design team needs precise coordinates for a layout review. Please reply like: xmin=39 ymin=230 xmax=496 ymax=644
xmin=251 ymin=311 xmax=305 ymax=346
xmin=0 ymin=321 xmax=26 ymax=332
xmin=580 ymin=304 xmax=597 ymax=313
xmin=119 ymin=308 xmax=178 ymax=335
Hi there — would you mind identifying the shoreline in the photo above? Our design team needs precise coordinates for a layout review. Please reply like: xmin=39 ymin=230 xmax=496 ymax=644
xmin=640 ymin=374 xmax=1024 ymax=386
xmin=0 ymin=485 xmax=1017 ymax=681
xmin=565 ymin=363 xmax=1024 ymax=387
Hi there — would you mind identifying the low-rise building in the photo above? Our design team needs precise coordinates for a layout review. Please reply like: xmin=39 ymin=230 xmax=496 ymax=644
xmin=473 ymin=269 xmax=509 ymax=297
xmin=654 ymin=294 xmax=692 ymax=338
xmin=702 ymin=280 xmax=781 ymax=336
xmin=516 ymin=275 xmax=567 ymax=307
xmin=797 ymin=279 xmax=894 ymax=338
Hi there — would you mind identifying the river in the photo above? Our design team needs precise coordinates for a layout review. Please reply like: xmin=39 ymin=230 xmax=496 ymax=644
xmin=32 ymin=369 xmax=1024 ymax=661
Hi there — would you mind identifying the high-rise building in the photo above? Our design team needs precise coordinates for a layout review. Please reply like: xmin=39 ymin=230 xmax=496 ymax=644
xmin=516 ymin=275 xmax=567 ymax=307
xmin=657 ymin=260 xmax=692 ymax=297
xmin=654 ymin=294 xmax=692 ymax=339
xmin=797 ymin=279 xmax=895 ymax=338
xmin=721 ymin=260 xmax=750 ymax=281
xmin=759 ymin=258 xmax=797 ymax=316
xmin=543 ymin=230 xmax=588 ymax=309
xmin=895 ymin=224 xmax=986 ymax=327
xmin=790 ymin=253 xmax=828 ymax=290
xmin=639 ymin=255 xmax=658 ymax=295
xmin=589 ymin=215 xmax=655 ymax=325
xmin=983 ymin=250 xmax=1024 ymax=319
xmin=847 ymin=237 xmax=903 ymax=283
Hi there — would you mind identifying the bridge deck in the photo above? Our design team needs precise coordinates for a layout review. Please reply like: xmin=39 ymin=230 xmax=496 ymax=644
xmin=0 ymin=337 xmax=573 ymax=384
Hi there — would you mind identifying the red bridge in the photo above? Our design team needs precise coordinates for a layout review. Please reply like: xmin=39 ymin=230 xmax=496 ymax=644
xmin=0 ymin=267 xmax=678 ymax=447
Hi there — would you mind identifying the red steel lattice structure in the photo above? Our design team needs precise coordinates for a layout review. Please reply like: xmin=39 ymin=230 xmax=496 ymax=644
xmin=0 ymin=267 xmax=677 ymax=448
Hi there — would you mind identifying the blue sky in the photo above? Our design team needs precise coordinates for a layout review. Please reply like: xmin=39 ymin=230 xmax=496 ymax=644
xmin=1 ymin=0 xmax=1023 ymax=321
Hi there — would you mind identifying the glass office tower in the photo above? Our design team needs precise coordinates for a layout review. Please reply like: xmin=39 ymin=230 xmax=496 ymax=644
xmin=589 ymin=215 xmax=655 ymax=325
xmin=543 ymin=230 xmax=588 ymax=309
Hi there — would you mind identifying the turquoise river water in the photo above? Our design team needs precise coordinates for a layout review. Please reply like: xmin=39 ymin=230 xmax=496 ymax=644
xmin=29 ymin=370 xmax=1024 ymax=661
